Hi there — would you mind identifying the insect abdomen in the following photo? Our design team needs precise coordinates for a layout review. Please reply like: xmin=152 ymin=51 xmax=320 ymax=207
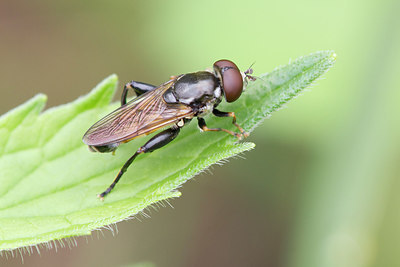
xmin=88 ymin=143 xmax=119 ymax=153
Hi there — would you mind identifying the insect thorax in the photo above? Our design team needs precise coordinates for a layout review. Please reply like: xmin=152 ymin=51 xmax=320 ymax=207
xmin=163 ymin=71 xmax=223 ymax=117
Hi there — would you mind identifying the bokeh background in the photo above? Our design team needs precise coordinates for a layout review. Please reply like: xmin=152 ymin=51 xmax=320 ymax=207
xmin=1 ymin=0 xmax=399 ymax=266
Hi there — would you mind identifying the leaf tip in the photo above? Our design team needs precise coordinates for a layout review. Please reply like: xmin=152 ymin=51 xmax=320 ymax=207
xmin=22 ymin=93 xmax=48 ymax=116
xmin=321 ymin=50 xmax=337 ymax=64
xmin=77 ymin=74 xmax=119 ymax=109
xmin=0 ymin=93 xmax=47 ymax=122
xmin=24 ymin=93 xmax=47 ymax=109
xmin=326 ymin=50 xmax=337 ymax=62
xmin=33 ymin=93 xmax=48 ymax=102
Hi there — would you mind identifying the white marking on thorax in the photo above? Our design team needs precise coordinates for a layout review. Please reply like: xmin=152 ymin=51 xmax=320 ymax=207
xmin=214 ymin=86 xmax=221 ymax=99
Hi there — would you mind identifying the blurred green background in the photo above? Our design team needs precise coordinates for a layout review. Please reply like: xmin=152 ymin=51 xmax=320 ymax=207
xmin=1 ymin=0 xmax=399 ymax=266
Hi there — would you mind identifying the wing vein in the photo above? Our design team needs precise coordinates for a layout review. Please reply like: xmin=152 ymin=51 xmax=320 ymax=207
xmin=82 ymin=78 xmax=194 ymax=146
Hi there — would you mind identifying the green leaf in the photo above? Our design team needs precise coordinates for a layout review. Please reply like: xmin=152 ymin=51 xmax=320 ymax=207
xmin=0 ymin=50 xmax=336 ymax=251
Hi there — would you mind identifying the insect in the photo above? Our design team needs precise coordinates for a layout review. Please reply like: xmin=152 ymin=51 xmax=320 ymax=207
xmin=83 ymin=60 xmax=255 ymax=200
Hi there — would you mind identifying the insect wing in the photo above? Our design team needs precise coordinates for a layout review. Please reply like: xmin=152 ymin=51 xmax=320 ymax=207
xmin=83 ymin=78 xmax=193 ymax=146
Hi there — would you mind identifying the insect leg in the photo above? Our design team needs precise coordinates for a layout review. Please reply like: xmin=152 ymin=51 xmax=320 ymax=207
xmin=121 ymin=81 xmax=157 ymax=105
xmin=98 ymin=127 xmax=181 ymax=200
xmin=197 ymin=117 xmax=243 ymax=140
xmin=212 ymin=109 xmax=249 ymax=137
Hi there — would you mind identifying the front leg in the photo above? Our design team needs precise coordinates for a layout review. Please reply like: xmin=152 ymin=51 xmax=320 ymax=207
xmin=98 ymin=126 xmax=180 ymax=200
xmin=212 ymin=109 xmax=249 ymax=137
xmin=197 ymin=117 xmax=243 ymax=140
xmin=121 ymin=81 xmax=157 ymax=105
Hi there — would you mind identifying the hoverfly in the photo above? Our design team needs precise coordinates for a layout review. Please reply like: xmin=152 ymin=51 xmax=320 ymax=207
xmin=83 ymin=60 xmax=255 ymax=199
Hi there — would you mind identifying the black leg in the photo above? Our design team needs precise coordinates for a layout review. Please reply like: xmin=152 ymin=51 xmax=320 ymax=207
xmin=212 ymin=109 xmax=249 ymax=137
xmin=98 ymin=126 xmax=181 ymax=200
xmin=197 ymin=117 xmax=243 ymax=140
xmin=121 ymin=81 xmax=157 ymax=105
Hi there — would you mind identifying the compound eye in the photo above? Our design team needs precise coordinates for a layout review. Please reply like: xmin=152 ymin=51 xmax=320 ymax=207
xmin=213 ymin=60 xmax=243 ymax=102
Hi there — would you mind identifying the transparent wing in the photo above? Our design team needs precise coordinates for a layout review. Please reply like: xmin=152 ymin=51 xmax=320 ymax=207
xmin=83 ymin=78 xmax=194 ymax=146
